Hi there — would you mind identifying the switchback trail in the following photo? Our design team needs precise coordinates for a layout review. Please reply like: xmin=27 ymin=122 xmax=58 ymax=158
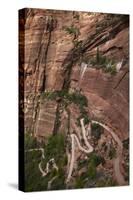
xmin=66 ymin=118 xmax=93 ymax=183
xmin=92 ymin=120 xmax=125 ymax=185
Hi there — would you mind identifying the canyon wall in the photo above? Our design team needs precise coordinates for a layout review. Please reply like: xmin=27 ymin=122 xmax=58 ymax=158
xmin=19 ymin=8 xmax=129 ymax=141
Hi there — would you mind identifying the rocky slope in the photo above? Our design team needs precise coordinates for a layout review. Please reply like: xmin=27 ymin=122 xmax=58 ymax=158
xmin=19 ymin=8 xmax=129 ymax=190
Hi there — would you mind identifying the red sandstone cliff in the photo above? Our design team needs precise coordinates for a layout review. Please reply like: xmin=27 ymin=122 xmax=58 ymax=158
xmin=19 ymin=8 xmax=129 ymax=141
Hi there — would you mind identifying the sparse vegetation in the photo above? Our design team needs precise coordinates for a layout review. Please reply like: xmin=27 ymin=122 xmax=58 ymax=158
xmin=77 ymin=153 xmax=105 ymax=184
xmin=64 ymin=25 xmax=79 ymax=35
xmin=77 ymin=110 xmax=90 ymax=127
xmin=77 ymin=159 xmax=88 ymax=170
xmin=42 ymin=90 xmax=89 ymax=128
xmin=73 ymin=40 xmax=83 ymax=48
xmin=108 ymin=146 xmax=116 ymax=159
xmin=69 ymin=92 xmax=88 ymax=107
xmin=96 ymin=177 xmax=117 ymax=187
xmin=87 ymin=161 xmax=97 ymax=179
xmin=89 ymin=153 xmax=105 ymax=167
xmin=24 ymin=133 xmax=39 ymax=150
xmin=88 ymin=48 xmax=117 ymax=75
xmin=24 ymin=133 xmax=67 ymax=191
xmin=75 ymin=152 xmax=114 ymax=188
xmin=50 ymin=168 xmax=66 ymax=190
xmin=123 ymin=138 xmax=129 ymax=149
xmin=75 ymin=176 xmax=85 ymax=188
xmin=44 ymin=134 xmax=66 ymax=165
xmin=103 ymin=61 xmax=117 ymax=75
xmin=64 ymin=25 xmax=80 ymax=39
xmin=24 ymin=134 xmax=45 ymax=191
xmin=42 ymin=90 xmax=88 ymax=108
xmin=91 ymin=123 xmax=104 ymax=140
xmin=96 ymin=47 xmax=100 ymax=63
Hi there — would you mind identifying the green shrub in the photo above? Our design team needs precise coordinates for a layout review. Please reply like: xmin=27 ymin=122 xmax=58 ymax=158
xmin=89 ymin=153 xmax=105 ymax=167
xmin=24 ymin=134 xmax=47 ymax=191
xmin=50 ymin=168 xmax=66 ymax=190
xmin=87 ymin=161 xmax=97 ymax=179
xmin=65 ymin=26 xmax=80 ymax=36
xmin=96 ymin=177 xmax=117 ymax=187
xmin=96 ymin=47 xmax=100 ymax=63
xmin=89 ymin=49 xmax=117 ymax=75
xmin=108 ymin=146 xmax=116 ymax=159
xmin=77 ymin=153 xmax=104 ymax=182
xmin=87 ymin=153 xmax=104 ymax=180
xmin=24 ymin=133 xmax=39 ymax=150
xmin=75 ymin=176 xmax=85 ymax=188
xmin=89 ymin=55 xmax=106 ymax=67
xmin=24 ymin=134 xmax=67 ymax=191
xmin=77 ymin=112 xmax=90 ymax=127
xmin=103 ymin=63 xmax=117 ymax=75
xmin=44 ymin=134 xmax=66 ymax=165
xmin=91 ymin=123 xmax=104 ymax=140
xmin=89 ymin=52 xmax=107 ymax=67
xmin=42 ymin=91 xmax=58 ymax=100
xmin=42 ymin=90 xmax=88 ymax=108
xmin=123 ymin=138 xmax=129 ymax=149
xmin=42 ymin=90 xmax=89 ymax=130
xmin=43 ymin=134 xmax=66 ymax=190
xmin=73 ymin=40 xmax=83 ymax=48
xmin=77 ymin=159 xmax=89 ymax=170
xmin=68 ymin=92 xmax=88 ymax=107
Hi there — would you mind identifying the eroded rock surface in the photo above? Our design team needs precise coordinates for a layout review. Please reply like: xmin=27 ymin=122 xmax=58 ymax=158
xmin=19 ymin=9 xmax=129 ymax=141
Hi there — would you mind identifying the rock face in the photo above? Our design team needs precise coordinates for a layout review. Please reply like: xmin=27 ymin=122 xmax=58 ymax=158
xmin=34 ymin=100 xmax=58 ymax=139
xmin=19 ymin=8 xmax=129 ymax=141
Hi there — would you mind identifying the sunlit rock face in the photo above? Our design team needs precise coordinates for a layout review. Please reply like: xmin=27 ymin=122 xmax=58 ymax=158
xmin=19 ymin=8 xmax=129 ymax=141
